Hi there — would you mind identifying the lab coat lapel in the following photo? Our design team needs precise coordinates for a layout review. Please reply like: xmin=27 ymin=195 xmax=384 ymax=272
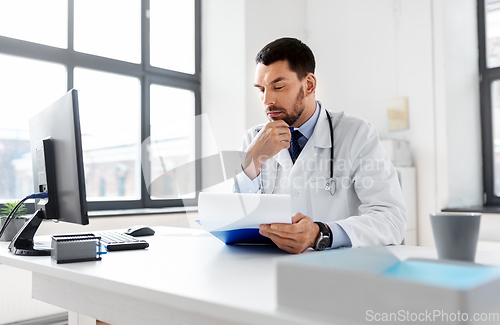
xmin=276 ymin=148 xmax=293 ymax=176
xmin=262 ymin=149 xmax=292 ymax=194
xmin=309 ymin=107 xmax=333 ymax=150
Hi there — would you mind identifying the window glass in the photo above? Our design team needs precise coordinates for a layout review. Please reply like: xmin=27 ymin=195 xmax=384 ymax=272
xmin=74 ymin=68 xmax=141 ymax=200
xmin=492 ymin=80 xmax=500 ymax=195
xmin=0 ymin=0 xmax=67 ymax=48
xmin=486 ymin=0 xmax=500 ymax=68
xmin=0 ymin=1 xmax=199 ymax=210
xmin=150 ymin=0 xmax=195 ymax=74
xmin=74 ymin=0 xmax=141 ymax=63
xmin=149 ymin=85 xmax=195 ymax=199
xmin=0 ymin=54 xmax=66 ymax=201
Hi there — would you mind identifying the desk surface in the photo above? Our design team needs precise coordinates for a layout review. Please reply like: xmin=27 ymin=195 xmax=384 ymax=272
xmin=1 ymin=227 xmax=500 ymax=325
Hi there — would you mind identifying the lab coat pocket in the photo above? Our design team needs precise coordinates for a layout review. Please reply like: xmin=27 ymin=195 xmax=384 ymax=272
xmin=308 ymin=177 xmax=336 ymax=195
xmin=307 ymin=177 xmax=336 ymax=218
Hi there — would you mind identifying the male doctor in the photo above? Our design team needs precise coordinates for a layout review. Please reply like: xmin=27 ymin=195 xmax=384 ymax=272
xmin=234 ymin=37 xmax=406 ymax=254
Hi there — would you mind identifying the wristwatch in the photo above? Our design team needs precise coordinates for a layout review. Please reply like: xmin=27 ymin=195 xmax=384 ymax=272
xmin=313 ymin=222 xmax=331 ymax=251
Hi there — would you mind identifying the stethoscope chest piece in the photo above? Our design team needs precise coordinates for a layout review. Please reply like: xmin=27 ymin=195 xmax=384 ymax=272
xmin=325 ymin=178 xmax=336 ymax=196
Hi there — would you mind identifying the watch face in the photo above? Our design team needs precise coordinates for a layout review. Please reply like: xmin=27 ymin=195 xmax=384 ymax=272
xmin=316 ymin=237 xmax=330 ymax=251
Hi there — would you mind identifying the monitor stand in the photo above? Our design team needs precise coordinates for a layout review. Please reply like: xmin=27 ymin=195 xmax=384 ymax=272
xmin=9 ymin=209 xmax=51 ymax=256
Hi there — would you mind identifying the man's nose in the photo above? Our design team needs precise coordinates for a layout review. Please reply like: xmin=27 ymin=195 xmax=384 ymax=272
xmin=262 ymin=89 xmax=276 ymax=106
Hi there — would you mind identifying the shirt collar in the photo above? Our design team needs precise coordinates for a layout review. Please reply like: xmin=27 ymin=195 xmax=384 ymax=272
xmin=295 ymin=101 xmax=320 ymax=140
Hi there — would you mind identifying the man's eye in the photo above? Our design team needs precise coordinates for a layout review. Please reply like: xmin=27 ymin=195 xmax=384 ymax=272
xmin=275 ymin=86 xmax=284 ymax=90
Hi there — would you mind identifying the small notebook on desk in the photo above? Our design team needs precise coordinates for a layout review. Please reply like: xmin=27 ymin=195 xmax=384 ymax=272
xmin=94 ymin=231 xmax=149 ymax=251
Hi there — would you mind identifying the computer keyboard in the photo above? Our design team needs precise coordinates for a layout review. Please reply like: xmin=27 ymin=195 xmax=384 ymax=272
xmin=95 ymin=231 xmax=149 ymax=251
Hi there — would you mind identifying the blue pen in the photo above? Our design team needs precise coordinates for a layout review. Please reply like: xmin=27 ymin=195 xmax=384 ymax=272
xmin=255 ymin=126 xmax=295 ymax=132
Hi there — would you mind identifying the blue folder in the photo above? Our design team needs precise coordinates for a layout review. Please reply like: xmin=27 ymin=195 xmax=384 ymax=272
xmin=210 ymin=228 xmax=274 ymax=245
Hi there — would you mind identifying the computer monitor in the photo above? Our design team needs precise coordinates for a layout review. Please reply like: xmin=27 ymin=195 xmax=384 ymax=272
xmin=9 ymin=89 xmax=88 ymax=256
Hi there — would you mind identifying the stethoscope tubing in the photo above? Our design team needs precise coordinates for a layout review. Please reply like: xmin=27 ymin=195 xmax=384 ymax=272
xmin=324 ymin=110 xmax=335 ymax=195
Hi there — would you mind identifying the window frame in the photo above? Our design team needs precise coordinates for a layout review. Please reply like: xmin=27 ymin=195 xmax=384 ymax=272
xmin=478 ymin=0 xmax=500 ymax=205
xmin=0 ymin=0 xmax=202 ymax=212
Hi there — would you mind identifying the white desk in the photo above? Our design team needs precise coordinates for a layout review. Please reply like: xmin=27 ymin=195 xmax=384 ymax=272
xmin=1 ymin=227 xmax=500 ymax=325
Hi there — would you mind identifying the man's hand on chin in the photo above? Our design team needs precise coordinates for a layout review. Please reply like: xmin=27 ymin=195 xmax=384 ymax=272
xmin=243 ymin=120 xmax=291 ymax=179
xmin=259 ymin=212 xmax=320 ymax=254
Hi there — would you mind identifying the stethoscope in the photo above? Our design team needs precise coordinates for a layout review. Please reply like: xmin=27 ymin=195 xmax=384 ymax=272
xmin=324 ymin=110 xmax=336 ymax=195
xmin=261 ymin=109 xmax=336 ymax=196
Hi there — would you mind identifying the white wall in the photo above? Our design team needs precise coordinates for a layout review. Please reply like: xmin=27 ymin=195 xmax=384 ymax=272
xmin=243 ymin=0 xmax=308 ymax=130
xmin=435 ymin=0 xmax=482 ymax=210
xmin=201 ymin=0 xmax=246 ymax=154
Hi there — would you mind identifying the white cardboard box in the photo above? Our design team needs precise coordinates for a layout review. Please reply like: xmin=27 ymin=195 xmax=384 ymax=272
xmin=380 ymin=139 xmax=412 ymax=167
xmin=277 ymin=247 xmax=500 ymax=324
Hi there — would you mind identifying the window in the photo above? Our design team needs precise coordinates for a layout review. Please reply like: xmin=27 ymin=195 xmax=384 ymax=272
xmin=74 ymin=68 xmax=141 ymax=201
xmin=74 ymin=0 xmax=141 ymax=63
xmin=149 ymin=85 xmax=196 ymax=199
xmin=150 ymin=0 xmax=196 ymax=74
xmin=0 ymin=0 xmax=201 ymax=212
xmin=0 ymin=55 xmax=67 ymax=201
xmin=479 ymin=0 xmax=500 ymax=204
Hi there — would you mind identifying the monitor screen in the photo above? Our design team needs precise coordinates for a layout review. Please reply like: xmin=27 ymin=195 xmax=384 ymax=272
xmin=8 ymin=89 xmax=88 ymax=256
xmin=29 ymin=89 xmax=88 ymax=225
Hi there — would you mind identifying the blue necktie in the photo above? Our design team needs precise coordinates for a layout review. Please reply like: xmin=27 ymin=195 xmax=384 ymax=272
xmin=290 ymin=130 xmax=303 ymax=163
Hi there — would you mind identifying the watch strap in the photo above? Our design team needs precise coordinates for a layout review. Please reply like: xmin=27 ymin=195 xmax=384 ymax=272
xmin=314 ymin=222 xmax=331 ymax=250
xmin=314 ymin=221 xmax=328 ymax=235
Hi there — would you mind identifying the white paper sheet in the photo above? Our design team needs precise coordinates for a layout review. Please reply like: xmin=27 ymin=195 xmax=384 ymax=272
xmin=198 ymin=192 xmax=292 ymax=232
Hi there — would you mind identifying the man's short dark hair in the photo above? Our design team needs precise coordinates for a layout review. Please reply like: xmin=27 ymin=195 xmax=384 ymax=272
xmin=255 ymin=37 xmax=315 ymax=80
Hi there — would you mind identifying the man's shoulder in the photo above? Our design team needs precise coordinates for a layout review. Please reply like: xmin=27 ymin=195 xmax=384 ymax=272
xmin=329 ymin=110 xmax=373 ymax=132
xmin=324 ymin=110 xmax=380 ymax=147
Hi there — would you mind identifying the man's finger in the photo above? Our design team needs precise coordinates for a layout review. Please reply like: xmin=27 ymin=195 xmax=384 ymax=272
xmin=269 ymin=223 xmax=303 ymax=234
xmin=273 ymin=239 xmax=304 ymax=254
xmin=292 ymin=212 xmax=308 ymax=224
xmin=260 ymin=225 xmax=292 ymax=239
xmin=277 ymin=133 xmax=291 ymax=142
xmin=275 ymin=243 xmax=297 ymax=254
xmin=265 ymin=232 xmax=297 ymax=249
xmin=261 ymin=224 xmax=313 ymax=254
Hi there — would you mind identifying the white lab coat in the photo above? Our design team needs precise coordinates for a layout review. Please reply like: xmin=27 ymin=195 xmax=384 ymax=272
xmin=235 ymin=104 xmax=407 ymax=247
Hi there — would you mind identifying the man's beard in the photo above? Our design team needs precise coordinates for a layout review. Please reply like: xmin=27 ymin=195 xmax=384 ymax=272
xmin=266 ymin=86 xmax=306 ymax=126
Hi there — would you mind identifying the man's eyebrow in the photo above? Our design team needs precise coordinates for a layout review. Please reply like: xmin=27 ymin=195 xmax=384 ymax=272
xmin=254 ymin=77 xmax=286 ymax=88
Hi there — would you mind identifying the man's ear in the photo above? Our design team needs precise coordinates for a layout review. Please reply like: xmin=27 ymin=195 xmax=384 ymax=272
xmin=304 ymin=73 xmax=317 ymax=96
